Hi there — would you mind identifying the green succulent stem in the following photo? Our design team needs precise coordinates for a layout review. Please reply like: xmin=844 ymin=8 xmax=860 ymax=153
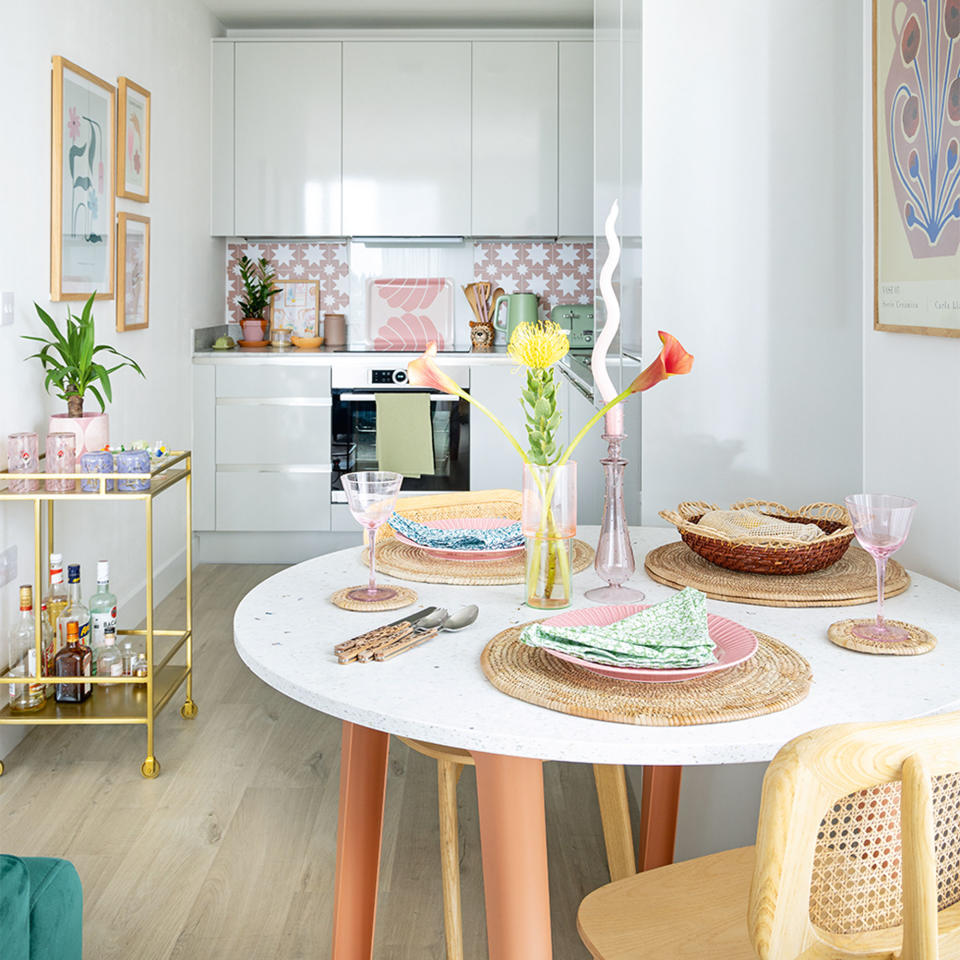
xmin=520 ymin=367 xmax=564 ymax=467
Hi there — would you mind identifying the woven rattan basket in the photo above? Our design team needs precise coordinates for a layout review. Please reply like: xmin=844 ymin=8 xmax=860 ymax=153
xmin=659 ymin=499 xmax=854 ymax=575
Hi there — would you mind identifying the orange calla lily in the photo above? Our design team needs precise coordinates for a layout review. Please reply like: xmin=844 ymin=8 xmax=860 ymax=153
xmin=407 ymin=342 xmax=466 ymax=397
xmin=628 ymin=331 xmax=694 ymax=393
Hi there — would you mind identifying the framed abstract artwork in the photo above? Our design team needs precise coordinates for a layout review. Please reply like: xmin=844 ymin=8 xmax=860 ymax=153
xmin=117 ymin=213 xmax=149 ymax=331
xmin=873 ymin=0 xmax=960 ymax=337
xmin=117 ymin=77 xmax=150 ymax=201
xmin=271 ymin=280 xmax=321 ymax=337
xmin=51 ymin=56 xmax=115 ymax=301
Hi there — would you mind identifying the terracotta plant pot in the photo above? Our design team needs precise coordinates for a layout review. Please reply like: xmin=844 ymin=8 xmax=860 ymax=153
xmin=49 ymin=412 xmax=109 ymax=459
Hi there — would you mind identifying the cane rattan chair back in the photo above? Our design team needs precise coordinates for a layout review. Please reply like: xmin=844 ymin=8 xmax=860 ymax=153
xmin=749 ymin=711 xmax=960 ymax=960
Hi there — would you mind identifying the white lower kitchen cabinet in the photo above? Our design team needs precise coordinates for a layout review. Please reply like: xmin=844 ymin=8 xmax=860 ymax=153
xmin=342 ymin=41 xmax=472 ymax=237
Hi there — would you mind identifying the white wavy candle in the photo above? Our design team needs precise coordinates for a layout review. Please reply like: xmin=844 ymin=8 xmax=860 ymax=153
xmin=592 ymin=201 xmax=624 ymax=435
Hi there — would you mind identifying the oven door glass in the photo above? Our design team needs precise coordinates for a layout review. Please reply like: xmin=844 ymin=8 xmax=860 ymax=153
xmin=331 ymin=390 xmax=470 ymax=500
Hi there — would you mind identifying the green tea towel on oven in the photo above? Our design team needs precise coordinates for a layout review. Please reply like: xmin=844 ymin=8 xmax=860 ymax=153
xmin=520 ymin=588 xmax=717 ymax=668
xmin=376 ymin=392 xmax=435 ymax=478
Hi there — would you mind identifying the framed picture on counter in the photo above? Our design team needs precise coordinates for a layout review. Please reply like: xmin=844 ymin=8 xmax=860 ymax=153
xmin=873 ymin=0 xmax=960 ymax=337
xmin=271 ymin=280 xmax=320 ymax=337
xmin=117 ymin=77 xmax=150 ymax=202
xmin=116 ymin=212 xmax=149 ymax=331
xmin=51 ymin=56 xmax=115 ymax=301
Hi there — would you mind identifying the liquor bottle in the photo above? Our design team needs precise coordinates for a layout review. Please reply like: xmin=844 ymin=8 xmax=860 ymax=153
xmin=6 ymin=585 xmax=45 ymax=713
xmin=39 ymin=602 xmax=55 ymax=697
xmin=46 ymin=553 xmax=68 ymax=649
xmin=89 ymin=561 xmax=118 ymax=668
xmin=97 ymin=631 xmax=123 ymax=680
xmin=54 ymin=620 xmax=92 ymax=703
xmin=57 ymin=564 xmax=90 ymax=652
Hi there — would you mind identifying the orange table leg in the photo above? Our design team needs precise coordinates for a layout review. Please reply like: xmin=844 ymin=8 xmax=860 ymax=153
xmin=472 ymin=751 xmax=552 ymax=960
xmin=332 ymin=722 xmax=391 ymax=960
xmin=638 ymin=765 xmax=682 ymax=871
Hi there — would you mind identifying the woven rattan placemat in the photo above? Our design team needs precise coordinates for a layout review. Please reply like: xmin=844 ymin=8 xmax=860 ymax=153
xmin=481 ymin=625 xmax=812 ymax=726
xmin=828 ymin=618 xmax=937 ymax=656
xmin=330 ymin=585 xmax=418 ymax=612
xmin=644 ymin=542 xmax=909 ymax=608
xmin=362 ymin=539 xmax=594 ymax=586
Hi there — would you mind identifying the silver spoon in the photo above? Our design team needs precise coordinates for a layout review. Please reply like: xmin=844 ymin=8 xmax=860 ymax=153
xmin=412 ymin=608 xmax=449 ymax=632
xmin=437 ymin=605 xmax=479 ymax=632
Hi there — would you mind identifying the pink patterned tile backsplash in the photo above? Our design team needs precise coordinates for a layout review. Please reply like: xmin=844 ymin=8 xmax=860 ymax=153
xmin=224 ymin=240 xmax=594 ymax=325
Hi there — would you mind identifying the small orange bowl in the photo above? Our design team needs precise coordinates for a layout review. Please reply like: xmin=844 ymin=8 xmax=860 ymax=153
xmin=291 ymin=336 xmax=324 ymax=350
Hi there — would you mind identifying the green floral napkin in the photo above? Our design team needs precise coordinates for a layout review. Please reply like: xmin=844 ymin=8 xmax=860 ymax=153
xmin=520 ymin=588 xmax=717 ymax=668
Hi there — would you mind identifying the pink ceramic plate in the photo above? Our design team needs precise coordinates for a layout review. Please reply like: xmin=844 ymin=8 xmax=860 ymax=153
xmin=538 ymin=603 xmax=759 ymax=683
xmin=393 ymin=517 xmax=525 ymax=562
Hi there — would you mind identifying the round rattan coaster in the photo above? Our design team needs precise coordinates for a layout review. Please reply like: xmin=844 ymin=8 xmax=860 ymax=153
xmin=330 ymin=585 xmax=418 ymax=612
xmin=361 ymin=539 xmax=594 ymax=586
xmin=827 ymin=618 xmax=937 ymax=656
xmin=481 ymin=625 xmax=812 ymax=726
xmin=644 ymin=542 xmax=909 ymax=608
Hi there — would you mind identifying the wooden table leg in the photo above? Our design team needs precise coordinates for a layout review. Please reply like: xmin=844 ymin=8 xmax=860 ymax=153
xmin=332 ymin=722 xmax=390 ymax=960
xmin=638 ymin=765 xmax=682 ymax=871
xmin=472 ymin=751 xmax=552 ymax=960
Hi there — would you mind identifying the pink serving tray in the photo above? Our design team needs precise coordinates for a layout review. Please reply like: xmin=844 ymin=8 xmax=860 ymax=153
xmin=393 ymin=517 xmax=524 ymax=562
xmin=539 ymin=603 xmax=759 ymax=683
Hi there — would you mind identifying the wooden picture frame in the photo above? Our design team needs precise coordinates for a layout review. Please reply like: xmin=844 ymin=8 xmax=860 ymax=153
xmin=117 ymin=77 xmax=150 ymax=202
xmin=270 ymin=280 xmax=321 ymax=337
xmin=51 ymin=56 xmax=115 ymax=301
xmin=873 ymin=0 xmax=960 ymax=337
xmin=117 ymin=212 xmax=149 ymax=331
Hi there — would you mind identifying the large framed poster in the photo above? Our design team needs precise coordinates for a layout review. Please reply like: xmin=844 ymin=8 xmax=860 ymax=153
xmin=874 ymin=0 xmax=960 ymax=337
xmin=51 ymin=56 xmax=115 ymax=301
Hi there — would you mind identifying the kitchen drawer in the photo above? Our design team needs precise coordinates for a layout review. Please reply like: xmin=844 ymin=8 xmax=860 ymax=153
xmin=216 ymin=469 xmax=331 ymax=531
xmin=216 ymin=365 xmax=331 ymax=399
xmin=216 ymin=402 xmax=331 ymax=465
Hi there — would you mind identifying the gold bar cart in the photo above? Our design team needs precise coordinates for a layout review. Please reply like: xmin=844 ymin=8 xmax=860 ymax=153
xmin=0 ymin=451 xmax=196 ymax=778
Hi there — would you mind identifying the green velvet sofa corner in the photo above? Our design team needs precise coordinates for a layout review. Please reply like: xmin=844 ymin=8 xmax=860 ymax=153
xmin=0 ymin=855 xmax=82 ymax=960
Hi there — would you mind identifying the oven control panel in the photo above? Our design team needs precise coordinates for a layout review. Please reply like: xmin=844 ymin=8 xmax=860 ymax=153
xmin=371 ymin=369 xmax=407 ymax=385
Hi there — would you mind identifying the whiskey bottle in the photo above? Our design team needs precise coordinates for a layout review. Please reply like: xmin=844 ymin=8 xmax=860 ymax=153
xmin=54 ymin=620 xmax=92 ymax=703
xmin=46 ymin=553 xmax=68 ymax=653
xmin=39 ymin=602 xmax=55 ymax=697
xmin=6 ymin=585 xmax=45 ymax=713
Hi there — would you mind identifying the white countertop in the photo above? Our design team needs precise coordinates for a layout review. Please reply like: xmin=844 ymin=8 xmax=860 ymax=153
xmin=193 ymin=346 xmax=518 ymax=366
xmin=233 ymin=526 xmax=960 ymax=766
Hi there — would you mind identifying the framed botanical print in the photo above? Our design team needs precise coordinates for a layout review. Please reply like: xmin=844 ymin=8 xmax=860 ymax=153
xmin=117 ymin=77 xmax=150 ymax=201
xmin=271 ymin=280 xmax=321 ymax=337
xmin=117 ymin=213 xmax=149 ymax=331
xmin=51 ymin=56 xmax=115 ymax=301
xmin=874 ymin=0 xmax=960 ymax=337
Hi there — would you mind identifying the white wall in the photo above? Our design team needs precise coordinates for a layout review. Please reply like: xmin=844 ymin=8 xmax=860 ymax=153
xmin=637 ymin=0 xmax=865 ymax=860
xmin=0 ymin=0 xmax=224 ymax=760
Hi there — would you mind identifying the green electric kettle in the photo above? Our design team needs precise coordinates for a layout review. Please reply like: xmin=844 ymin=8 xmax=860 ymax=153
xmin=492 ymin=293 xmax=539 ymax=341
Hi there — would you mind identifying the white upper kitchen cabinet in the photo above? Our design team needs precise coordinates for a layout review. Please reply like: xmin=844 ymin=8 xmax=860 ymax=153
xmin=559 ymin=41 xmax=593 ymax=237
xmin=234 ymin=41 xmax=342 ymax=237
xmin=342 ymin=42 xmax=471 ymax=236
xmin=472 ymin=42 xmax=559 ymax=237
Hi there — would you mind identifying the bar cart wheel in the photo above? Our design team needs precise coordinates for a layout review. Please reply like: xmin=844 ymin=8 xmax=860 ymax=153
xmin=140 ymin=756 xmax=160 ymax=779
xmin=180 ymin=699 xmax=199 ymax=719
xmin=0 ymin=759 xmax=4 ymax=776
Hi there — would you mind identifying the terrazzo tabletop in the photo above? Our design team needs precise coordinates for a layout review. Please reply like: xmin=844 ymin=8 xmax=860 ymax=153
xmin=234 ymin=526 xmax=960 ymax=766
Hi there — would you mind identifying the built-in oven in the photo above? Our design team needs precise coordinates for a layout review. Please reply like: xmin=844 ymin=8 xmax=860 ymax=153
xmin=330 ymin=365 xmax=470 ymax=503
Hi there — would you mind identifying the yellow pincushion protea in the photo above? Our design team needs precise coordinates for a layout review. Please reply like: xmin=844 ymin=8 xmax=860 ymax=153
xmin=507 ymin=320 xmax=570 ymax=371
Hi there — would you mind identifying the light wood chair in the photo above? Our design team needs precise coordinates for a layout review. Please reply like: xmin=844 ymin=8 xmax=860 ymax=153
xmin=577 ymin=711 xmax=960 ymax=960
xmin=385 ymin=491 xmax=637 ymax=960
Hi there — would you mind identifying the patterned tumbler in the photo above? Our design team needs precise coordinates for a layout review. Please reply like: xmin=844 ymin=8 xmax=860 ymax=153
xmin=45 ymin=433 xmax=76 ymax=492
xmin=7 ymin=432 xmax=39 ymax=493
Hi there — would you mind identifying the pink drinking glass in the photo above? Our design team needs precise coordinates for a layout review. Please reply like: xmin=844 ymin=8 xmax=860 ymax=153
xmin=343 ymin=471 xmax=403 ymax=602
xmin=7 ymin=432 xmax=39 ymax=492
xmin=844 ymin=494 xmax=917 ymax=641
xmin=45 ymin=433 xmax=77 ymax=493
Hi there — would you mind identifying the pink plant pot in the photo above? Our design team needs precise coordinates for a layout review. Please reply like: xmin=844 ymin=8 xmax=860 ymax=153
xmin=242 ymin=320 xmax=264 ymax=342
xmin=48 ymin=412 xmax=109 ymax=459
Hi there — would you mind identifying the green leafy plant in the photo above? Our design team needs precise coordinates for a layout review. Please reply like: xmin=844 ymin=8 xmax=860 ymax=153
xmin=23 ymin=293 xmax=144 ymax=418
xmin=237 ymin=255 xmax=281 ymax=319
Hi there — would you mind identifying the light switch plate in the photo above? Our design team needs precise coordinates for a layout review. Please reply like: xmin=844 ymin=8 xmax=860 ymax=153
xmin=1 ymin=292 xmax=13 ymax=326
xmin=0 ymin=545 xmax=17 ymax=587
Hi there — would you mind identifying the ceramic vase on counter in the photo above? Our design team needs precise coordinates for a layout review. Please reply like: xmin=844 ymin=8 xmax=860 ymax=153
xmin=522 ymin=462 xmax=577 ymax=609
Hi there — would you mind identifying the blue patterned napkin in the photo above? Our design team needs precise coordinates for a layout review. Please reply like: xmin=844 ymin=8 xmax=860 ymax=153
xmin=388 ymin=514 xmax=524 ymax=550
xmin=520 ymin=588 xmax=717 ymax=669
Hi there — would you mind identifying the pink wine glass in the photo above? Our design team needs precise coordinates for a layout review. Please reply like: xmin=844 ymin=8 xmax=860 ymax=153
xmin=844 ymin=494 xmax=916 ymax=641
xmin=343 ymin=471 xmax=403 ymax=602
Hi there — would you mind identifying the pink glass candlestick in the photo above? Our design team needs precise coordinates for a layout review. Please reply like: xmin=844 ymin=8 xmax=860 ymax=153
xmin=585 ymin=434 xmax=645 ymax=604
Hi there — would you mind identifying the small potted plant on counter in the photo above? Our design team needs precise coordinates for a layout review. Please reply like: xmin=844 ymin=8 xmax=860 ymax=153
xmin=237 ymin=255 xmax=281 ymax=344
xmin=24 ymin=293 xmax=145 ymax=456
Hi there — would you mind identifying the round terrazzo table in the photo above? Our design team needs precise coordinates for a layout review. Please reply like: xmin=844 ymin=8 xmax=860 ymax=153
xmin=235 ymin=525 xmax=960 ymax=960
